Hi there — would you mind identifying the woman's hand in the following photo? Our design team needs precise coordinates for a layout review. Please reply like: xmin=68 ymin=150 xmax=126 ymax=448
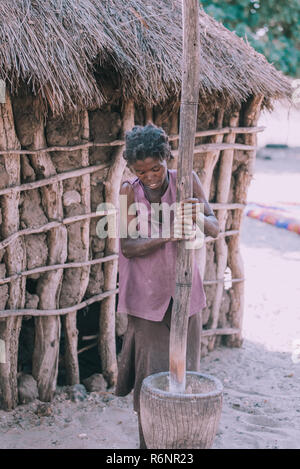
xmin=175 ymin=198 xmax=205 ymax=231
xmin=169 ymin=207 xmax=197 ymax=243
xmin=178 ymin=198 xmax=201 ymax=222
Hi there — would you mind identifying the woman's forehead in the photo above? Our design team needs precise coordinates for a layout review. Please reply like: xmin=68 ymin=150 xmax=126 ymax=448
xmin=131 ymin=157 xmax=165 ymax=171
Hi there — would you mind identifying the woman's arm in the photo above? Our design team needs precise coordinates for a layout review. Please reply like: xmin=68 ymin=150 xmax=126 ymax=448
xmin=119 ymin=182 xmax=172 ymax=259
xmin=119 ymin=172 xmax=218 ymax=259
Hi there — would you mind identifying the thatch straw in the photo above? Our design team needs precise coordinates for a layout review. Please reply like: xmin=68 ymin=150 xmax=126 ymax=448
xmin=0 ymin=0 xmax=291 ymax=114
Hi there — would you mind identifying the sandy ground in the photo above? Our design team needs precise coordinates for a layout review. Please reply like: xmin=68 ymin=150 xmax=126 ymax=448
xmin=0 ymin=153 xmax=299 ymax=450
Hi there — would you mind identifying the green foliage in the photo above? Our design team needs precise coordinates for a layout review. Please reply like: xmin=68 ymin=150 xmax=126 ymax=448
xmin=200 ymin=0 xmax=300 ymax=76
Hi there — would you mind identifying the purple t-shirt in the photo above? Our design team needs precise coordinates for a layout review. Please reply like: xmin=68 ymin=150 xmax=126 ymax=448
xmin=117 ymin=169 xmax=206 ymax=321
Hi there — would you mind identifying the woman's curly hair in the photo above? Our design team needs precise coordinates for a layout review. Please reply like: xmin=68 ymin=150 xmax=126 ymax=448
xmin=123 ymin=123 xmax=173 ymax=164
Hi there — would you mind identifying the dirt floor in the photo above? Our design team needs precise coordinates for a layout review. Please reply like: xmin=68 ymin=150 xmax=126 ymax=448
xmin=0 ymin=153 xmax=299 ymax=449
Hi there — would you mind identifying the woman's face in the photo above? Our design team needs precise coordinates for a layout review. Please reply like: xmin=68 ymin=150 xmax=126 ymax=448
xmin=130 ymin=157 xmax=167 ymax=190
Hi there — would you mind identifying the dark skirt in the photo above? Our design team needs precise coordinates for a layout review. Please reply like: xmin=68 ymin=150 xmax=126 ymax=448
xmin=115 ymin=299 xmax=202 ymax=413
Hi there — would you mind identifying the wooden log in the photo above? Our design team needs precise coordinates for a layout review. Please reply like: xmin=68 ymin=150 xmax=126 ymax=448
xmin=196 ymin=109 xmax=225 ymax=281
xmin=0 ymin=140 xmax=126 ymax=155
xmin=98 ymin=100 xmax=135 ymax=387
xmin=210 ymin=203 xmax=245 ymax=210
xmin=172 ymin=142 xmax=256 ymax=157
xmin=77 ymin=342 xmax=97 ymax=355
xmin=0 ymin=162 xmax=109 ymax=197
xmin=168 ymin=109 xmax=180 ymax=170
xmin=226 ymin=95 xmax=264 ymax=348
xmin=202 ymin=327 xmax=239 ymax=337
xmin=208 ymin=110 xmax=240 ymax=352
xmin=169 ymin=0 xmax=201 ymax=393
xmin=0 ymin=209 xmax=115 ymax=251
xmin=145 ymin=106 xmax=153 ymax=124
xmin=81 ymin=334 xmax=98 ymax=341
xmin=61 ymin=110 xmax=91 ymax=385
xmin=0 ymin=255 xmax=118 ymax=286
xmin=200 ymin=110 xmax=225 ymax=192
xmin=0 ymin=144 xmax=255 ymax=200
xmin=23 ymin=97 xmax=68 ymax=402
xmin=169 ymin=110 xmax=179 ymax=139
xmin=0 ymin=288 xmax=119 ymax=319
xmin=168 ymin=125 xmax=265 ymax=141
xmin=203 ymin=277 xmax=245 ymax=285
xmin=0 ymin=89 xmax=26 ymax=410
xmin=0 ymin=253 xmax=244 ymax=288
xmin=0 ymin=125 xmax=264 ymax=156
xmin=205 ymin=229 xmax=239 ymax=243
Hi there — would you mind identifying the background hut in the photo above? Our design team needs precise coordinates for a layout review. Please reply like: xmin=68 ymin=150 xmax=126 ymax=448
xmin=0 ymin=0 xmax=290 ymax=410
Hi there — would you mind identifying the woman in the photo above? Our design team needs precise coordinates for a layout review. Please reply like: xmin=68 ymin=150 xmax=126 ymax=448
xmin=115 ymin=123 xmax=219 ymax=448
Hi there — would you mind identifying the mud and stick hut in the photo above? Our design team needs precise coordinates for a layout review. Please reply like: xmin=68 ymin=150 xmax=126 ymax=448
xmin=0 ymin=0 xmax=290 ymax=410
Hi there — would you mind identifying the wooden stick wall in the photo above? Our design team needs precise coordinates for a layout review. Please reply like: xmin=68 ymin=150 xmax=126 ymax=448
xmin=0 ymin=90 xmax=264 ymax=408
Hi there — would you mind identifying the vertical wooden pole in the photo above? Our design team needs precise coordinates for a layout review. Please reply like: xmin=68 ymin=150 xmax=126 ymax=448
xmin=201 ymin=110 xmax=225 ymax=199
xmin=99 ymin=100 xmax=135 ymax=387
xmin=145 ymin=106 xmax=153 ymax=124
xmin=0 ymin=89 xmax=26 ymax=410
xmin=226 ymin=95 xmax=263 ymax=348
xmin=29 ymin=97 xmax=68 ymax=402
xmin=208 ymin=110 xmax=240 ymax=351
xmin=196 ymin=109 xmax=225 ymax=280
xmin=169 ymin=0 xmax=201 ymax=393
xmin=62 ymin=110 xmax=91 ymax=385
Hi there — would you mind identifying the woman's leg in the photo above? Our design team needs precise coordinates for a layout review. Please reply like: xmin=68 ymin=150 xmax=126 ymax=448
xmin=115 ymin=316 xmax=136 ymax=398
xmin=132 ymin=304 xmax=172 ymax=414
xmin=117 ymin=305 xmax=202 ymax=449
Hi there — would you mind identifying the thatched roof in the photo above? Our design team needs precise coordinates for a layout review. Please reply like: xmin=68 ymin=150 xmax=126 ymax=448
xmin=0 ymin=0 xmax=291 ymax=114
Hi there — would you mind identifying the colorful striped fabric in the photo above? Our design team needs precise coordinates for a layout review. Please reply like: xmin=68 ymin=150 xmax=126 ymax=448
xmin=245 ymin=202 xmax=300 ymax=235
